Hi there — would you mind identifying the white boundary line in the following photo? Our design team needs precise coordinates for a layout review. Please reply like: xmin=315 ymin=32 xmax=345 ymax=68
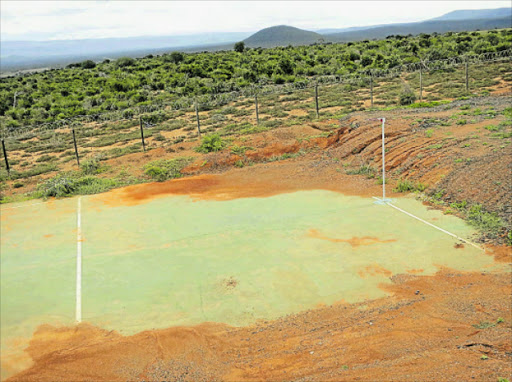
xmin=76 ymin=197 xmax=82 ymax=323
xmin=373 ymin=197 xmax=483 ymax=251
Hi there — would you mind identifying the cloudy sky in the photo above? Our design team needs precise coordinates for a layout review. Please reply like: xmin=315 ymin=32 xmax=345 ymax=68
xmin=1 ymin=0 xmax=510 ymax=41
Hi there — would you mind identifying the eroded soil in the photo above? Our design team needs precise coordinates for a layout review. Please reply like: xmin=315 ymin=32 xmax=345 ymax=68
xmin=7 ymin=268 xmax=511 ymax=382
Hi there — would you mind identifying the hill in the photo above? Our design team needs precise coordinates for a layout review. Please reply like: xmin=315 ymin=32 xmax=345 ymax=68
xmin=326 ymin=16 xmax=512 ymax=42
xmin=244 ymin=25 xmax=324 ymax=48
xmin=432 ymin=7 xmax=511 ymax=21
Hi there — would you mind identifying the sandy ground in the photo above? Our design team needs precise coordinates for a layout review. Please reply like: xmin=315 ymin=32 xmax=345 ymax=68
xmin=7 ymin=267 xmax=511 ymax=382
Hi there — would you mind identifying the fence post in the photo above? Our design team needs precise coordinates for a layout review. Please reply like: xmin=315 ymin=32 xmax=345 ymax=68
xmin=370 ymin=76 xmax=374 ymax=108
xmin=194 ymin=101 xmax=202 ymax=137
xmin=1 ymin=139 xmax=10 ymax=174
xmin=314 ymin=82 xmax=319 ymax=118
xmin=71 ymin=128 xmax=80 ymax=166
xmin=419 ymin=66 xmax=423 ymax=102
xmin=139 ymin=116 xmax=146 ymax=152
xmin=255 ymin=94 xmax=260 ymax=125
xmin=465 ymin=59 xmax=469 ymax=92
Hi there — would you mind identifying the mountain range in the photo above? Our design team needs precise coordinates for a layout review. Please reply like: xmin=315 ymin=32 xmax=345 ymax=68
xmin=1 ymin=7 xmax=510 ymax=73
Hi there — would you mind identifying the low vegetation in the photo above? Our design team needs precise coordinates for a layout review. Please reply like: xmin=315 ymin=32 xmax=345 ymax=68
xmin=195 ymin=134 xmax=226 ymax=153
xmin=143 ymin=157 xmax=193 ymax=181
xmin=1 ymin=29 xmax=511 ymax=130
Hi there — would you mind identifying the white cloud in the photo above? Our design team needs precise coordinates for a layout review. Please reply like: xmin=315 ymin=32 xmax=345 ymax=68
xmin=1 ymin=0 xmax=510 ymax=41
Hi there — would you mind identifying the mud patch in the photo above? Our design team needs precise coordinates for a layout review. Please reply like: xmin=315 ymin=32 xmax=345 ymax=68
xmin=357 ymin=264 xmax=393 ymax=278
xmin=307 ymin=229 xmax=397 ymax=248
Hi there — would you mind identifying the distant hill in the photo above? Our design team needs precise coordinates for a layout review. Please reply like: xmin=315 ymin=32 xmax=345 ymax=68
xmin=0 ymin=32 xmax=251 ymax=72
xmin=431 ymin=7 xmax=511 ymax=21
xmin=244 ymin=25 xmax=324 ymax=48
xmin=326 ymin=16 xmax=512 ymax=42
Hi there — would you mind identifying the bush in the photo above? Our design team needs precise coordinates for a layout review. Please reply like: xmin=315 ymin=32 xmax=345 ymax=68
xmin=399 ymin=90 xmax=416 ymax=105
xmin=143 ymin=157 xmax=193 ymax=182
xmin=81 ymin=60 xmax=96 ymax=69
xmin=37 ymin=176 xmax=76 ymax=197
xmin=394 ymin=178 xmax=415 ymax=192
xmin=394 ymin=178 xmax=427 ymax=193
xmin=466 ymin=204 xmax=504 ymax=237
xmin=80 ymin=158 xmax=102 ymax=175
xmin=195 ymin=134 xmax=226 ymax=153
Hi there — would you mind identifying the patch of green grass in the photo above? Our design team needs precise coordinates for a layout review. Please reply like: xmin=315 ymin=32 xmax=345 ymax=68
xmin=425 ymin=129 xmax=434 ymax=138
xmin=195 ymin=134 xmax=226 ymax=153
xmin=143 ymin=157 xmax=193 ymax=182
xmin=230 ymin=145 xmax=254 ymax=156
xmin=484 ymin=124 xmax=500 ymax=132
xmin=35 ymin=154 xmax=56 ymax=162
xmin=394 ymin=178 xmax=427 ymax=193
xmin=456 ymin=119 xmax=467 ymax=125
xmin=35 ymin=174 xmax=120 ymax=198
xmin=407 ymin=100 xmax=450 ymax=108
xmin=427 ymin=144 xmax=443 ymax=150
xmin=345 ymin=163 xmax=375 ymax=178
xmin=466 ymin=204 xmax=505 ymax=239
xmin=2 ymin=163 xmax=58 ymax=181
xmin=80 ymin=158 xmax=105 ymax=175
xmin=472 ymin=321 xmax=496 ymax=329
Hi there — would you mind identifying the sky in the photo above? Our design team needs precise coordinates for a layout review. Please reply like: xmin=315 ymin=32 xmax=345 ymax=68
xmin=1 ymin=0 xmax=510 ymax=41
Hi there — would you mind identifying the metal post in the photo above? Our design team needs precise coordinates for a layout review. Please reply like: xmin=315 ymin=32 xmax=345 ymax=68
xmin=370 ymin=76 xmax=374 ymax=108
xmin=255 ymin=94 xmax=260 ymax=125
xmin=381 ymin=118 xmax=386 ymax=200
xmin=419 ymin=67 xmax=423 ymax=102
xmin=465 ymin=60 xmax=469 ymax=92
xmin=72 ymin=128 xmax=80 ymax=166
xmin=1 ymin=139 xmax=10 ymax=174
xmin=139 ymin=116 xmax=146 ymax=152
xmin=195 ymin=101 xmax=202 ymax=137
xmin=314 ymin=83 xmax=319 ymax=118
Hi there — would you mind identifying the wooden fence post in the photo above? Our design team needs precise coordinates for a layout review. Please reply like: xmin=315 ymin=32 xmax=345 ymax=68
xmin=370 ymin=76 xmax=374 ymax=108
xmin=314 ymin=83 xmax=319 ymax=118
xmin=139 ymin=116 xmax=146 ymax=152
xmin=419 ymin=66 xmax=423 ymax=102
xmin=255 ymin=94 xmax=260 ymax=125
xmin=1 ymin=139 xmax=10 ymax=174
xmin=465 ymin=59 xmax=469 ymax=92
xmin=195 ymin=101 xmax=202 ymax=137
xmin=72 ymin=128 xmax=80 ymax=166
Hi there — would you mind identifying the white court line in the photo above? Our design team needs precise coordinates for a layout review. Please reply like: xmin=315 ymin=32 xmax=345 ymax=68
xmin=373 ymin=197 xmax=483 ymax=251
xmin=76 ymin=197 xmax=82 ymax=323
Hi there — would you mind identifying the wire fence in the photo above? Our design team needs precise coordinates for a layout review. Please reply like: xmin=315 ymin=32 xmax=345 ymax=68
xmin=0 ymin=49 xmax=511 ymax=174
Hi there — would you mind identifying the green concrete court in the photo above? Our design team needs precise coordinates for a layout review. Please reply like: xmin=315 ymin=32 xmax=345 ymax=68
xmin=0 ymin=190 xmax=504 ymax=377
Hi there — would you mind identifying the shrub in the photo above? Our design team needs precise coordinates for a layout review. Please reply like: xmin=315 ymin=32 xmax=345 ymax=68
xmin=36 ymin=154 xmax=55 ymax=162
xmin=37 ymin=176 xmax=76 ymax=197
xmin=345 ymin=163 xmax=375 ymax=178
xmin=399 ymin=90 xmax=416 ymax=106
xmin=80 ymin=158 xmax=102 ymax=175
xmin=230 ymin=145 xmax=253 ymax=156
xmin=143 ymin=157 xmax=193 ymax=182
xmin=81 ymin=60 xmax=96 ymax=69
xmin=195 ymin=134 xmax=226 ymax=153
xmin=394 ymin=178 xmax=427 ymax=193
xmin=466 ymin=204 xmax=504 ymax=237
